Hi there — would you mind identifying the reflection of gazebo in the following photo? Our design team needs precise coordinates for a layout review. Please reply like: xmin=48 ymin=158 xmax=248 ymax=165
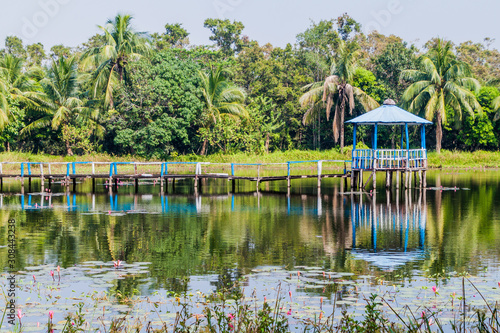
xmin=346 ymin=99 xmax=432 ymax=190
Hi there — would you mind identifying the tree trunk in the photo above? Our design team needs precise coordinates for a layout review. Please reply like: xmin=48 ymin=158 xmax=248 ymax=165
xmin=200 ymin=139 xmax=208 ymax=156
xmin=436 ymin=113 xmax=442 ymax=154
xmin=6 ymin=141 xmax=10 ymax=152
xmin=65 ymin=140 xmax=73 ymax=156
xmin=340 ymin=107 xmax=345 ymax=151
xmin=265 ymin=133 xmax=270 ymax=154
xmin=318 ymin=110 xmax=321 ymax=150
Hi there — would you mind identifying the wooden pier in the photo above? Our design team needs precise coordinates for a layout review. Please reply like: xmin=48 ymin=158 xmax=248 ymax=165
xmin=0 ymin=160 xmax=351 ymax=194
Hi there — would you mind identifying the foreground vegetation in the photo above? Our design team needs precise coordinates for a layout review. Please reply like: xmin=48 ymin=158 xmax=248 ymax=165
xmin=0 ymin=13 xmax=500 ymax=159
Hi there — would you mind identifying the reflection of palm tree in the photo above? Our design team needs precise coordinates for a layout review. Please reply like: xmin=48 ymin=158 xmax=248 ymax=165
xmin=81 ymin=14 xmax=151 ymax=108
xmin=300 ymin=40 xmax=379 ymax=149
xmin=401 ymin=39 xmax=481 ymax=153
xmin=198 ymin=65 xmax=247 ymax=155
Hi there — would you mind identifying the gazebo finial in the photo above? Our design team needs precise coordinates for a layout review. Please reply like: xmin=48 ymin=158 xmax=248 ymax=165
xmin=383 ymin=99 xmax=396 ymax=105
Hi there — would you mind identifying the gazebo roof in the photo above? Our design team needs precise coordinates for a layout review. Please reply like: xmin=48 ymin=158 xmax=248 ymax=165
xmin=346 ymin=99 xmax=432 ymax=125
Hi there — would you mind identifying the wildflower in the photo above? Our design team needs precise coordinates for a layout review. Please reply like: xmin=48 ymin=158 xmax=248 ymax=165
xmin=421 ymin=311 xmax=425 ymax=318
xmin=48 ymin=311 xmax=54 ymax=320
xmin=57 ymin=265 xmax=60 ymax=272
xmin=264 ymin=296 xmax=267 ymax=303
xmin=228 ymin=313 xmax=235 ymax=321
xmin=287 ymin=309 xmax=292 ymax=315
xmin=297 ymin=271 xmax=301 ymax=278
xmin=50 ymin=271 xmax=55 ymax=281
xmin=113 ymin=260 xmax=122 ymax=268
xmin=17 ymin=309 xmax=24 ymax=320
xmin=432 ymin=286 xmax=439 ymax=295
xmin=498 ymin=282 xmax=500 ymax=289
xmin=289 ymin=291 xmax=292 ymax=302
xmin=319 ymin=312 xmax=323 ymax=320
xmin=33 ymin=275 xmax=36 ymax=282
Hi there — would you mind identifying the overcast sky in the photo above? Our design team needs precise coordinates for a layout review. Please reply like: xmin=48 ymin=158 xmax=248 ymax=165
xmin=0 ymin=0 xmax=498 ymax=51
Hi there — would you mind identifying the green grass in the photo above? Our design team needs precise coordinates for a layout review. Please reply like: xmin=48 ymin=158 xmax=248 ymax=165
xmin=1 ymin=149 xmax=499 ymax=169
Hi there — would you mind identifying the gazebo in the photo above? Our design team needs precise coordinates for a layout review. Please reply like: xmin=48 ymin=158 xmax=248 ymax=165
xmin=346 ymin=99 xmax=432 ymax=190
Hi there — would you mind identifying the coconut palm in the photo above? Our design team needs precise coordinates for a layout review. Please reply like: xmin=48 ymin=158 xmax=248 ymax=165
xmin=81 ymin=14 xmax=150 ymax=109
xmin=300 ymin=40 xmax=379 ymax=150
xmin=23 ymin=56 xmax=103 ymax=155
xmin=0 ymin=54 xmax=46 ymax=130
xmin=198 ymin=65 xmax=248 ymax=155
xmin=400 ymin=39 xmax=481 ymax=153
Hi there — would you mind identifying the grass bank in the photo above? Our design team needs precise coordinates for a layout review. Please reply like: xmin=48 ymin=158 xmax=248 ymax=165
xmin=0 ymin=149 xmax=499 ymax=169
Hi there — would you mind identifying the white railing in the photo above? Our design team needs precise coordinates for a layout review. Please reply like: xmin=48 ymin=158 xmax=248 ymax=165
xmin=352 ymin=149 xmax=427 ymax=170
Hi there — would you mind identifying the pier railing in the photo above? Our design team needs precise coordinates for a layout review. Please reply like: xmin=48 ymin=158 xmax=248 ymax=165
xmin=352 ymin=149 xmax=427 ymax=171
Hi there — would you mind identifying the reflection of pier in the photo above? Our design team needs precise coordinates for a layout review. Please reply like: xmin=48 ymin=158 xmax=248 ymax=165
xmin=349 ymin=190 xmax=427 ymax=270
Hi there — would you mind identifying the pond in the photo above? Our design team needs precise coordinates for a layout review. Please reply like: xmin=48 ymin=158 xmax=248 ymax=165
xmin=1 ymin=170 xmax=500 ymax=331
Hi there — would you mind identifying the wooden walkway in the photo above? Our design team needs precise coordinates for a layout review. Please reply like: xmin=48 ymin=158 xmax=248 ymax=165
xmin=0 ymin=160 xmax=351 ymax=193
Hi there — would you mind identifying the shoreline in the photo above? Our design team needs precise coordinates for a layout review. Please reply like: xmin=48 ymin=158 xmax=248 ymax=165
xmin=1 ymin=149 xmax=499 ymax=170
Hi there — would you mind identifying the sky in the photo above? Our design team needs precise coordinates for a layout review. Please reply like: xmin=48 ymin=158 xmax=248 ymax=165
xmin=0 ymin=0 xmax=498 ymax=51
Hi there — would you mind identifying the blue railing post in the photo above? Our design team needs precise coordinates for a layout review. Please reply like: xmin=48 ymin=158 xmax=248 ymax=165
xmin=165 ymin=163 xmax=168 ymax=175
xmin=231 ymin=163 xmax=234 ymax=176
xmin=287 ymin=162 xmax=291 ymax=177
xmin=114 ymin=163 xmax=117 ymax=175
xmin=72 ymin=162 xmax=76 ymax=174
xmin=66 ymin=163 xmax=70 ymax=177
xmin=27 ymin=163 xmax=32 ymax=175
xmin=20 ymin=163 xmax=24 ymax=177
xmin=160 ymin=163 xmax=164 ymax=177
xmin=109 ymin=163 xmax=114 ymax=177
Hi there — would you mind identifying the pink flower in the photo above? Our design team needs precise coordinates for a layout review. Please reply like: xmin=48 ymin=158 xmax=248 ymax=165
xmin=227 ymin=313 xmax=235 ymax=321
xmin=421 ymin=311 xmax=425 ymax=318
xmin=48 ymin=311 xmax=54 ymax=320
xmin=33 ymin=275 xmax=36 ymax=282
xmin=432 ymin=286 xmax=439 ymax=294
xmin=50 ymin=271 xmax=55 ymax=281
xmin=17 ymin=309 xmax=24 ymax=320
xmin=57 ymin=266 xmax=60 ymax=272
xmin=287 ymin=309 xmax=292 ymax=315
xmin=289 ymin=291 xmax=292 ymax=301
xmin=113 ymin=260 xmax=122 ymax=268
xmin=498 ymin=282 xmax=500 ymax=288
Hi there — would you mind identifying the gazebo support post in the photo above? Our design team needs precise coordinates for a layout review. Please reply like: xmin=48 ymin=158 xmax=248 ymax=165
xmin=359 ymin=171 xmax=363 ymax=191
xmin=396 ymin=171 xmax=400 ymax=189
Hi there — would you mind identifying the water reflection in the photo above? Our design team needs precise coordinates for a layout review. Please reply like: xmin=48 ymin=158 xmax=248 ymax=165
xmin=0 ymin=173 xmax=499 ymax=295
xmin=350 ymin=190 xmax=427 ymax=271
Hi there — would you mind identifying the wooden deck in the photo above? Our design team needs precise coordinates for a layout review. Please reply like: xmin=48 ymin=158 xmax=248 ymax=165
xmin=0 ymin=160 xmax=351 ymax=193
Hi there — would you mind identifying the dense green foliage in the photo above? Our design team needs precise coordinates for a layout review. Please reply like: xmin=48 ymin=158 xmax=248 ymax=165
xmin=1 ymin=13 xmax=500 ymax=157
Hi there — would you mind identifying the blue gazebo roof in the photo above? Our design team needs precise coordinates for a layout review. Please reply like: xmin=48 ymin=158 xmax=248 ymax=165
xmin=346 ymin=100 xmax=432 ymax=126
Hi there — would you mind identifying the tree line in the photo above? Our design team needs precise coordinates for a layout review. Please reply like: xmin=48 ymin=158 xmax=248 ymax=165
xmin=1 ymin=13 xmax=499 ymax=158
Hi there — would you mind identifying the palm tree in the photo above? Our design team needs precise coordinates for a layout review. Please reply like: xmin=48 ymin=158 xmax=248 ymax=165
xmin=400 ymin=39 xmax=481 ymax=153
xmin=0 ymin=55 xmax=46 ymax=131
xmin=300 ymin=40 xmax=379 ymax=150
xmin=81 ymin=14 xmax=150 ymax=109
xmin=198 ymin=65 xmax=248 ymax=155
xmin=23 ymin=56 xmax=103 ymax=155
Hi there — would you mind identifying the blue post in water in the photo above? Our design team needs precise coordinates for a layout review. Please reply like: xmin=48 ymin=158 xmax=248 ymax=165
xmin=374 ymin=123 xmax=378 ymax=150
xmin=231 ymin=194 xmax=235 ymax=211
xmin=21 ymin=163 xmax=24 ymax=177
